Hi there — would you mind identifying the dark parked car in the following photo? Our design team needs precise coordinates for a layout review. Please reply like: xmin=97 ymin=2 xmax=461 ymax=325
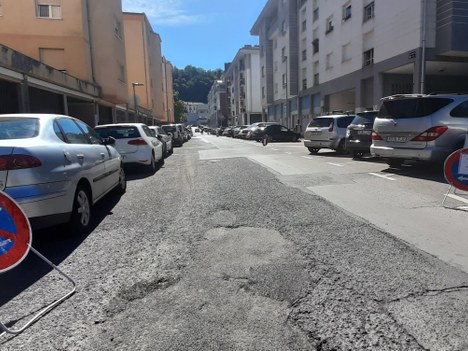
xmin=345 ymin=111 xmax=378 ymax=158
xmin=260 ymin=124 xmax=301 ymax=142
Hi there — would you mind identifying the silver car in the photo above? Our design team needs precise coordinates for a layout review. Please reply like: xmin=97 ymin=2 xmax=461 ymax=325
xmin=0 ymin=114 xmax=126 ymax=233
xmin=149 ymin=126 xmax=173 ymax=157
xmin=371 ymin=93 xmax=468 ymax=167
xmin=303 ymin=113 xmax=355 ymax=154
xmin=95 ymin=123 xmax=164 ymax=172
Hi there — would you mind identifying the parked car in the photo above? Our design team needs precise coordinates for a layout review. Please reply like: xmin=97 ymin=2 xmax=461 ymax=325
xmin=149 ymin=125 xmax=173 ymax=158
xmin=162 ymin=124 xmax=183 ymax=146
xmin=0 ymin=114 xmax=126 ymax=233
xmin=260 ymin=124 xmax=301 ymax=142
xmin=94 ymin=123 xmax=164 ymax=171
xmin=232 ymin=125 xmax=249 ymax=138
xmin=371 ymin=93 xmax=468 ymax=167
xmin=248 ymin=122 xmax=281 ymax=141
xmin=303 ymin=113 xmax=355 ymax=154
xmin=237 ymin=127 xmax=251 ymax=139
xmin=345 ymin=111 xmax=378 ymax=158
xmin=222 ymin=127 xmax=235 ymax=137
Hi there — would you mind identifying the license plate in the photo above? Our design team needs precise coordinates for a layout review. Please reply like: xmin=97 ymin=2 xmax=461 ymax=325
xmin=386 ymin=136 xmax=407 ymax=143
xmin=357 ymin=130 xmax=371 ymax=135
xmin=311 ymin=131 xmax=322 ymax=135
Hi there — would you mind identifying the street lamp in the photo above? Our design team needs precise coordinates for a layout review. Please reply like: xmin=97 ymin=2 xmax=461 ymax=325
xmin=132 ymin=82 xmax=144 ymax=122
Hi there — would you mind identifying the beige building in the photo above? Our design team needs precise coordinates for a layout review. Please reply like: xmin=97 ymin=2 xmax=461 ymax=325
xmin=0 ymin=0 xmax=129 ymax=125
xmin=162 ymin=57 xmax=175 ymax=123
xmin=123 ymin=12 xmax=167 ymax=125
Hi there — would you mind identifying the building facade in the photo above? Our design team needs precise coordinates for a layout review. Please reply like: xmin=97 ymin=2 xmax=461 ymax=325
xmin=184 ymin=102 xmax=210 ymax=126
xmin=0 ymin=0 xmax=128 ymax=126
xmin=123 ymin=12 xmax=166 ymax=125
xmin=224 ymin=45 xmax=263 ymax=126
xmin=252 ymin=0 xmax=468 ymax=133
xmin=207 ymin=80 xmax=229 ymax=127
xmin=162 ymin=57 xmax=175 ymax=123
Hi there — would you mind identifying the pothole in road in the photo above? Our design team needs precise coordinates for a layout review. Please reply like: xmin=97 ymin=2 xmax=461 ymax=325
xmin=105 ymin=275 xmax=179 ymax=317
xmin=210 ymin=210 xmax=237 ymax=227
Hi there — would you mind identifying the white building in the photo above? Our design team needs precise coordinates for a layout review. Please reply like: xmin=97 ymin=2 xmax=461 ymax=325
xmin=252 ymin=0 xmax=468 ymax=133
xmin=224 ymin=45 xmax=263 ymax=125
xmin=183 ymin=102 xmax=210 ymax=125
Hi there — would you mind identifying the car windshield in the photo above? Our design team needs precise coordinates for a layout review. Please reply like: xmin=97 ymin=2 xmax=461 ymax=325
xmin=308 ymin=118 xmax=333 ymax=128
xmin=351 ymin=112 xmax=378 ymax=125
xmin=95 ymin=126 xmax=141 ymax=139
xmin=379 ymin=98 xmax=453 ymax=119
xmin=0 ymin=118 xmax=40 ymax=139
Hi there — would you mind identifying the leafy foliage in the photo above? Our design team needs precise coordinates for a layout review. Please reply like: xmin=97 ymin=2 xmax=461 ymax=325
xmin=173 ymin=65 xmax=223 ymax=103
xmin=173 ymin=91 xmax=186 ymax=123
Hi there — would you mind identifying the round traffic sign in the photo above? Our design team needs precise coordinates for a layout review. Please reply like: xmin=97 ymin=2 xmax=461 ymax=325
xmin=444 ymin=149 xmax=468 ymax=191
xmin=0 ymin=191 xmax=32 ymax=273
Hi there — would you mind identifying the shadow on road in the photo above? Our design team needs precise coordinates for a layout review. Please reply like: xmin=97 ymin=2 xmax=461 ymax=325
xmin=0 ymin=192 xmax=123 ymax=307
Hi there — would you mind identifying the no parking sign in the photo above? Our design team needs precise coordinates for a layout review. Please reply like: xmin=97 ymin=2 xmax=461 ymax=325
xmin=444 ymin=149 xmax=468 ymax=191
xmin=0 ymin=191 xmax=32 ymax=273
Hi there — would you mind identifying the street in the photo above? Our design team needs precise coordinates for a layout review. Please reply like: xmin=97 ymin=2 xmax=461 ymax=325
xmin=1 ymin=134 xmax=468 ymax=350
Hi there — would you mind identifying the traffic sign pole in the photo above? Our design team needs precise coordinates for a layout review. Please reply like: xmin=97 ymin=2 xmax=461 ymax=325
xmin=0 ymin=191 xmax=76 ymax=336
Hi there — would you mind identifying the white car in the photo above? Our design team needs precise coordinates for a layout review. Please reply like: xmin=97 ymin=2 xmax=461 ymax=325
xmin=149 ymin=126 xmax=173 ymax=158
xmin=95 ymin=123 xmax=164 ymax=172
xmin=0 ymin=114 xmax=126 ymax=233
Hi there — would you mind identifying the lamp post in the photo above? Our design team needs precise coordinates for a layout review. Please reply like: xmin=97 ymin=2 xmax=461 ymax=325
xmin=283 ymin=55 xmax=288 ymax=127
xmin=132 ymin=82 xmax=144 ymax=122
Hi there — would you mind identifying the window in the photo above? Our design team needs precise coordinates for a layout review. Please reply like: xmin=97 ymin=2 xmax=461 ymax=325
xmin=326 ymin=53 xmax=333 ymax=70
xmin=274 ymin=39 xmax=277 ymax=49
xmin=363 ymin=48 xmax=374 ymax=66
xmin=37 ymin=3 xmax=61 ymax=19
xmin=312 ymin=39 xmax=319 ymax=54
xmin=302 ymin=49 xmax=307 ymax=61
xmin=281 ymin=20 xmax=286 ymax=34
xmin=282 ymin=73 xmax=287 ymax=88
xmin=262 ymin=87 xmax=265 ymax=99
xmin=364 ymin=2 xmax=375 ymax=22
xmin=75 ymin=120 xmax=102 ymax=145
xmin=313 ymin=8 xmax=319 ymax=22
xmin=313 ymin=61 xmax=319 ymax=85
xmin=275 ymin=83 xmax=278 ymax=94
xmin=114 ymin=20 xmax=123 ymax=39
xmin=119 ymin=64 xmax=125 ymax=82
xmin=261 ymin=66 xmax=265 ymax=78
xmin=302 ymin=19 xmax=307 ymax=32
xmin=56 ymin=118 xmax=89 ymax=144
xmin=450 ymin=101 xmax=468 ymax=117
xmin=302 ymin=68 xmax=307 ymax=90
xmin=326 ymin=16 xmax=334 ymax=34
xmin=342 ymin=3 xmax=352 ymax=21
xmin=281 ymin=46 xmax=286 ymax=59
xmin=342 ymin=43 xmax=351 ymax=62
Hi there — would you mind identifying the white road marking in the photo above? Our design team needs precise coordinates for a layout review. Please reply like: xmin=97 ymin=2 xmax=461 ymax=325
xmin=301 ymin=156 xmax=315 ymax=160
xmin=201 ymin=139 xmax=211 ymax=144
xmin=285 ymin=152 xmax=291 ymax=155
xmin=447 ymin=194 xmax=468 ymax=205
xmin=369 ymin=172 xmax=396 ymax=181
xmin=327 ymin=162 xmax=345 ymax=167
xmin=272 ymin=148 xmax=279 ymax=151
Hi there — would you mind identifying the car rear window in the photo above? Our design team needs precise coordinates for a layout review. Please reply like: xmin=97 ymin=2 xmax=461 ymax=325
xmin=162 ymin=126 xmax=176 ymax=132
xmin=337 ymin=116 xmax=354 ymax=128
xmin=351 ymin=112 xmax=377 ymax=125
xmin=0 ymin=118 xmax=39 ymax=139
xmin=95 ymin=126 xmax=141 ymax=139
xmin=308 ymin=118 xmax=333 ymax=128
xmin=379 ymin=98 xmax=453 ymax=119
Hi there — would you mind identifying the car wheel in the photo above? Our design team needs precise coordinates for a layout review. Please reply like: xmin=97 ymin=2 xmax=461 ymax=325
xmin=157 ymin=156 xmax=165 ymax=168
xmin=163 ymin=144 xmax=168 ymax=158
xmin=387 ymin=159 xmax=404 ymax=168
xmin=308 ymin=147 xmax=319 ymax=154
xmin=69 ymin=185 xmax=92 ymax=235
xmin=114 ymin=166 xmax=127 ymax=195
xmin=148 ymin=154 xmax=157 ymax=173
xmin=337 ymin=140 xmax=348 ymax=155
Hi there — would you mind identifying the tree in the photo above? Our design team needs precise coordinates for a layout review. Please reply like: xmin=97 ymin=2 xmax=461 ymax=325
xmin=173 ymin=65 xmax=223 ymax=103
xmin=173 ymin=91 xmax=186 ymax=123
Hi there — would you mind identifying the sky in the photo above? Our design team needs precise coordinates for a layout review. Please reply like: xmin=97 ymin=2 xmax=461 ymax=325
xmin=121 ymin=0 xmax=266 ymax=71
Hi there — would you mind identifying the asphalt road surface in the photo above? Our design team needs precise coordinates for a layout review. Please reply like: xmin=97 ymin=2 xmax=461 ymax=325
xmin=1 ymin=134 xmax=467 ymax=350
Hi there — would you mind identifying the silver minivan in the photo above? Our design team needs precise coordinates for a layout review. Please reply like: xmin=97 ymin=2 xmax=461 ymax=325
xmin=303 ymin=113 xmax=355 ymax=154
xmin=371 ymin=93 xmax=468 ymax=167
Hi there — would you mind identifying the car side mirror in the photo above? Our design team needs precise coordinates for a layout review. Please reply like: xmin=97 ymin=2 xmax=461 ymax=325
xmin=103 ymin=136 xmax=116 ymax=146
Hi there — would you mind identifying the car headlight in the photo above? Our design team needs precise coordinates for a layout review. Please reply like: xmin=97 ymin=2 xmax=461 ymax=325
xmin=346 ymin=129 xmax=350 ymax=137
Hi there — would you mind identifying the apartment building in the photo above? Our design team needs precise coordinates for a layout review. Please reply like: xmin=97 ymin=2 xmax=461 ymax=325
xmin=224 ymin=45 xmax=262 ymax=125
xmin=252 ymin=0 xmax=468 ymax=132
xmin=0 ymin=0 xmax=128 ymax=126
xmin=207 ymin=80 xmax=229 ymax=127
xmin=162 ymin=57 xmax=175 ymax=123
xmin=123 ymin=12 xmax=166 ymax=125
xmin=184 ymin=102 xmax=210 ymax=125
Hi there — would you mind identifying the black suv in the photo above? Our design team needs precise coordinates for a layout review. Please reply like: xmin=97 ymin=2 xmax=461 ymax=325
xmin=345 ymin=111 xmax=378 ymax=158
